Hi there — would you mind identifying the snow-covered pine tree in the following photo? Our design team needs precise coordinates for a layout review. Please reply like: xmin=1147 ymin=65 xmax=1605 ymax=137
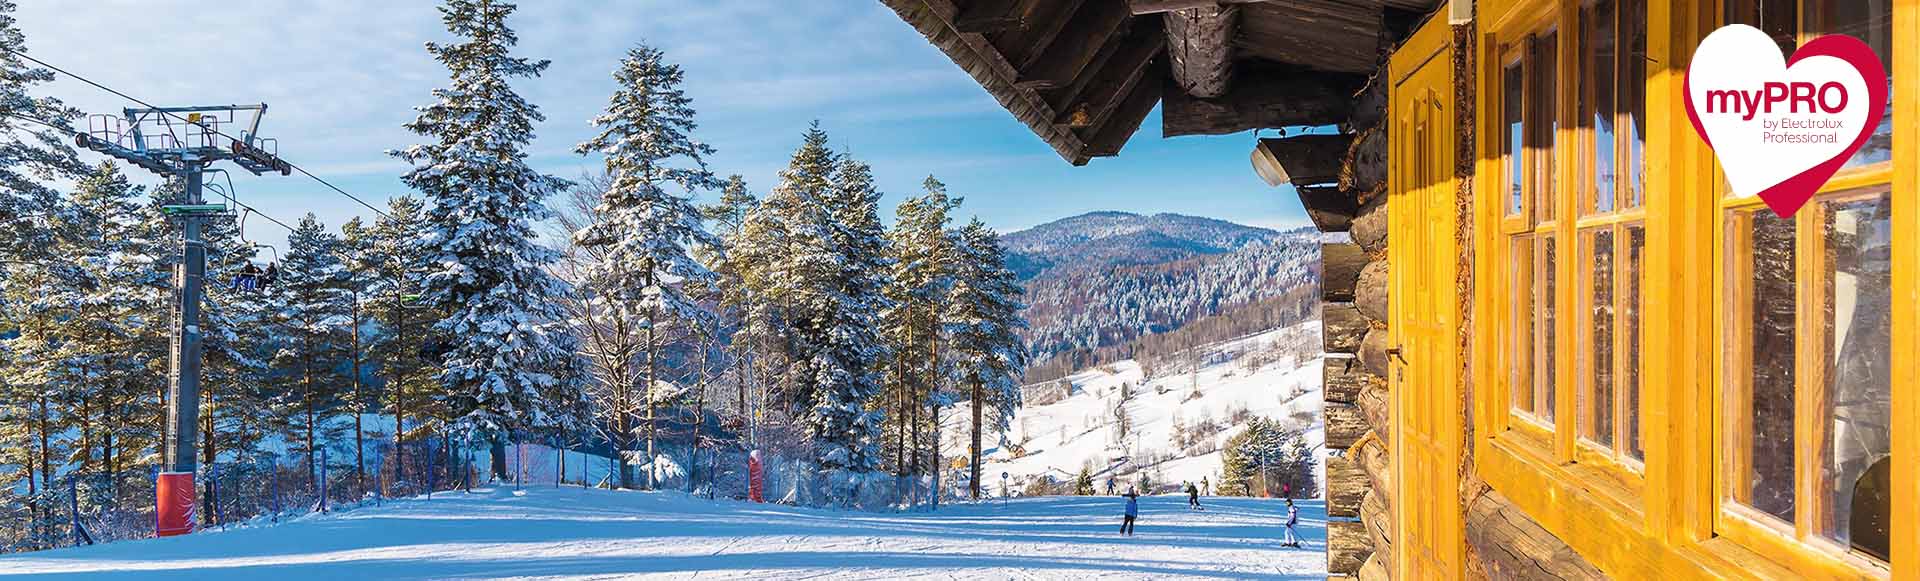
xmin=395 ymin=0 xmax=590 ymax=479
xmin=946 ymin=219 xmax=1029 ymax=500
xmin=0 ymin=0 xmax=82 ymax=263
xmin=880 ymin=176 xmax=959 ymax=484
xmin=270 ymin=214 xmax=352 ymax=485
xmin=756 ymin=124 xmax=838 ymax=421
xmin=702 ymin=175 xmax=757 ymax=427
xmin=360 ymin=196 xmax=436 ymax=488
xmin=573 ymin=43 xmax=723 ymax=490
xmin=339 ymin=217 xmax=376 ymax=487
xmin=805 ymin=155 xmax=892 ymax=500
xmin=62 ymin=163 xmax=167 ymax=499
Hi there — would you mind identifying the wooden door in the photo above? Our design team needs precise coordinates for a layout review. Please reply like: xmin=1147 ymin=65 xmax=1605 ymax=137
xmin=1388 ymin=15 xmax=1462 ymax=580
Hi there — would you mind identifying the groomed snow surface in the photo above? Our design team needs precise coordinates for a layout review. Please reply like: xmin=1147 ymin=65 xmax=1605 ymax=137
xmin=0 ymin=487 xmax=1327 ymax=580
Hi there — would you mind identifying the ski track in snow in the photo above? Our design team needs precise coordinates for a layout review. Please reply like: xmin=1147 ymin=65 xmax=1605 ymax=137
xmin=0 ymin=487 xmax=1328 ymax=580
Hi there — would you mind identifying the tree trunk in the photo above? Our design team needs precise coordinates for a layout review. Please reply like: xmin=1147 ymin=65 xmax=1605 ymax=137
xmin=644 ymin=307 xmax=658 ymax=491
xmin=36 ymin=396 xmax=50 ymax=493
xmin=969 ymin=373 xmax=983 ymax=501
xmin=352 ymin=296 xmax=365 ymax=491
xmin=930 ymin=403 xmax=941 ymax=509
xmin=691 ymin=338 xmax=709 ymax=494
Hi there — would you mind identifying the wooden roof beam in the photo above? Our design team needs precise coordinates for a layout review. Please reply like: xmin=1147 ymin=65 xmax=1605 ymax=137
xmin=1015 ymin=0 xmax=1132 ymax=90
xmin=1128 ymin=0 xmax=1277 ymax=14
xmin=1082 ymin=58 xmax=1166 ymax=156
xmin=954 ymin=0 xmax=1041 ymax=33
xmin=1160 ymin=65 xmax=1363 ymax=136
xmin=1052 ymin=21 xmax=1163 ymax=127
xmin=1164 ymin=3 xmax=1237 ymax=98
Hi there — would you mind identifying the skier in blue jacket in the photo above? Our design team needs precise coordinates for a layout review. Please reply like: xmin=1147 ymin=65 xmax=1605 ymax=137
xmin=1119 ymin=487 xmax=1139 ymax=536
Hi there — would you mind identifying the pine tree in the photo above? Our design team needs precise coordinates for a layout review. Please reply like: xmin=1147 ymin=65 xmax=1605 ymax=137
xmin=339 ymin=217 xmax=376 ymax=489
xmin=703 ymin=175 xmax=757 ymax=431
xmin=806 ymin=154 xmax=892 ymax=497
xmin=395 ymin=0 xmax=590 ymax=479
xmin=360 ymin=196 xmax=435 ymax=489
xmin=1074 ymin=462 xmax=1096 ymax=496
xmin=880 ymin=177 xmax=959 ymax=484
xmin=58 ymin=163 xmax=165 ymax=492
xmin=948 ymin=219 xmax=1029 ymax=500
xmin=0 ymin=0 xmax=83 ymax=263
xmin=573 ymin=43 xmax=722 ymax=490
xmin=270 ymin=214 xmax=351 ymax=485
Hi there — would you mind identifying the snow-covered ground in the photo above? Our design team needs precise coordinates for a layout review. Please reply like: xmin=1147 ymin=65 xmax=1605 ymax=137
xmin=0 ymin=486 xmax=1328 ymax=580
xmin=952 ymin=321 xmax=1325 ymax=495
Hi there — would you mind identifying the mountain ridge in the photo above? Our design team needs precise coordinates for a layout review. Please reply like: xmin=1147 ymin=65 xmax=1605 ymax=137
xmin=1000 ymin=211 xmax=1290 ymax=280
xmin=1000 ymin=210 xmax=1320 ymax=376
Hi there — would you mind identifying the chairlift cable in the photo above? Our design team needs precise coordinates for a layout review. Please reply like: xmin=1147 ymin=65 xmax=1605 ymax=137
xmin=0 ymin=46 xmax=392 ymax=219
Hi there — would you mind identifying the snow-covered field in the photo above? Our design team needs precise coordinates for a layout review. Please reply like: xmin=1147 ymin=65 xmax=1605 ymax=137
xmin=953 ymin=321 xmax=1325 ymax=495
xmin=0 ymin=487 xmax=1327 ymax=580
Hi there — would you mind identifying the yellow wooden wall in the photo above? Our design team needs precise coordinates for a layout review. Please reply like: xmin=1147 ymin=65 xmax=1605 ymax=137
xmin=1436 ymin=0 xmax=1920 ymax=578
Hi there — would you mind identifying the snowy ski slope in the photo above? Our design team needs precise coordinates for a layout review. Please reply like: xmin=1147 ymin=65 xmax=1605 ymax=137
xmin=0 ymin=486 xmax=1328 ymax=579
xmin=951 ymin=321 xmax=1325 ymax=496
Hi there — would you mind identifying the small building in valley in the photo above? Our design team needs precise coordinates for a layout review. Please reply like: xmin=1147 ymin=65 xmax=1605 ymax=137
xmin=876 ymin=0 xmax=1917 ymax=578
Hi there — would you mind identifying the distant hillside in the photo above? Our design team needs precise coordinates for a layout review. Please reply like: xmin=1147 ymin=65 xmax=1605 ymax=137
xmin=1002 ymin=212 xmax=1320 ymax=377
xmin=1001 ymin=211 xmax=1292 ymax=280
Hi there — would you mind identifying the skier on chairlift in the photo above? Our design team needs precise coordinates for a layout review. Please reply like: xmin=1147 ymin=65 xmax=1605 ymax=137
xmin=234 ymin=262 xmax=263 ymax=292
xmin=262 ymin=262 xmax=279 ymax=289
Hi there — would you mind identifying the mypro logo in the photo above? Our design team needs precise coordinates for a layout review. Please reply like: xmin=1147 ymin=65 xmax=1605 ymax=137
xmin=1684 ymin=24 xmax=1887 ymax=217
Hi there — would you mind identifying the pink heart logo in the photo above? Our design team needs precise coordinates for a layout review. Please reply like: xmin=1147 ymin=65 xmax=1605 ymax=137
xmin=1684 ymin=25 xmax=1888 ymax=218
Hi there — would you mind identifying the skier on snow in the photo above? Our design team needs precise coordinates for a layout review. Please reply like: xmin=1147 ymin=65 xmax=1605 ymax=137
xmin=1119 ymin=487 xmax=1139 ymax=536
xmin=1281 ymin=498 xmax=1301 ymax=548
xmin=1186 ymin=481 xmax=1203 ymax=510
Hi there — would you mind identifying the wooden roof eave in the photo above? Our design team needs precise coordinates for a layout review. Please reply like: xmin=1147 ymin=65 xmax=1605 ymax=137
xmin=881 ymin=0 xmax=1100 ymax=165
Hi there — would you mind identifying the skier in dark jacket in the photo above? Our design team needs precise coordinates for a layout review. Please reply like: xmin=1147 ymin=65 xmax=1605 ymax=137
xmin=1120 ymin=487 xmax=1139 ymax=536
xmin=1281 ymin=498 xmax=1301 ymax=547
xmin=1186 ymin=482 xmax=1203 ymax=510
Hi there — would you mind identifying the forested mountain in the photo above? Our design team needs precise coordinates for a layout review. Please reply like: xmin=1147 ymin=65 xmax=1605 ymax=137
xmin=1003 ymin=212 xmax=1320 ymax=381
xmin=1001 ymin=211 xmax=1291 ymax=280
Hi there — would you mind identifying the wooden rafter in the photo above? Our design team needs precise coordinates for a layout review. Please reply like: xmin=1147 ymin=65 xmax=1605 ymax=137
xmin=954 ymin=0 xmax=1040 ymax=33
xmin=1015 ymin=0 xmax=1132 ymax=90
xmin=991 ymin=0 xmax=1088 ymax=70
xmin=1082 ymin=57 xmax=1166 ymax=156
xmin=1050 ymin=18 xmax=1163 ymax=127
xmin=878 ymin=0 xmax=1093 ymax=163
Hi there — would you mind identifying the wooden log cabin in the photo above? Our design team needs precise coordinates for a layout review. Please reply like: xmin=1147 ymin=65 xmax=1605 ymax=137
xmin=879 ymin=0 xmax=1917 ymax=578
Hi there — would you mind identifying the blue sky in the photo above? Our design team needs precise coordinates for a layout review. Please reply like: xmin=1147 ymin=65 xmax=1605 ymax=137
xmin=18 ymin=1 xmax=1308 ymax=246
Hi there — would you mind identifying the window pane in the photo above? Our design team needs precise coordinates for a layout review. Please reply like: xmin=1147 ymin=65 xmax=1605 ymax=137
xmin=1582 ymin=228 xmax=1615 ymax=447
xmin=1538 ymin=235 xmax=1557 ymax=420
xmin=1726 ymin=0 xmax=1800 ymax=55
xmin=1727 ymin=208 xmax=1796 ymax=524
xmin=1806 ymin=1 xmax=1893 ymax=169
xmin=1506 ymin=61 xmax=1525 ymax=216
xmin=1624 ymin=224 xmax=1644 ymax=459
xmin=1531 ymin=33 xmax=1558 ymax=222
xmin=1511 ymin=235 xmax=1535 ymax=415
xmin=1622 ymin=0 xmax=1646 ymax=208
xmin=1583 ymin=1 xmax=1617 ymax=215
xmin=1814 ymin=190 xmax=1892 ymax=561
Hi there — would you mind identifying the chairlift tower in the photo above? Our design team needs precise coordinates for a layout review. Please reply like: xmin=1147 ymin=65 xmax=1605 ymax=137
xmin=74 ymin=104 xmax=292 ymax=537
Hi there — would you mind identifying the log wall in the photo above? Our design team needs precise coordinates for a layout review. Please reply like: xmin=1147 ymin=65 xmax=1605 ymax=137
xmin=1291 ymin=7 xmax=1602 ymax=579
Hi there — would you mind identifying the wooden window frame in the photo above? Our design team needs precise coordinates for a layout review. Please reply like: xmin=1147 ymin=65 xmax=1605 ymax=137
xmin=1471 ymin=0 xmax=1918 ymax=578
xmin=1571 ymin=0 xmax=1650 ymax=474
